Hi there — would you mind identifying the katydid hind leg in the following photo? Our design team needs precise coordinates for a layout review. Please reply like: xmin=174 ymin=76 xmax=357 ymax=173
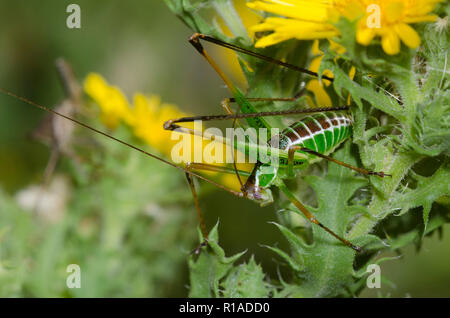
xmin=279 ymin=181 xmax=362 ymax=252
xmin=189 ymin=33 xmax=334 ymax=82
xmin=292 ymin=146 xmax=391 ymax=178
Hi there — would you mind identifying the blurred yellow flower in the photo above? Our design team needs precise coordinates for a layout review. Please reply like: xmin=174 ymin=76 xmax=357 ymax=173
xmin=84 ymin=73 xmax=251 ymax=191
xmin=130 ymin=94 xmax=192 ymax=157
xmin=84 ymin=73 xmax=194 ymax=157
xmin=247 ymin=0 xmax=442 ymax=55
xmin=84 ymin=73 xmax=134 ymax=129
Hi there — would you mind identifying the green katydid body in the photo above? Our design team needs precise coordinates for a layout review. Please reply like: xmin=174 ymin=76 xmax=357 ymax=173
xmin=0 ymin=34 xmax=379 ymax=253
xmin=231 ymin=88 xmax=353 ymax=206
xmin=180 ymin=33 xmax=378 ymax=251
xmin=187 ymin=33 xmax=355 ymax=208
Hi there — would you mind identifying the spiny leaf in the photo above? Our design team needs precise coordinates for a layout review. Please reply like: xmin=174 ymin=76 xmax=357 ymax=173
xmin=274 ymin=143 xmax=369 ymax=297
xmin=188 ymin=223 xmax=246 ymax=298
xmin=270 ymin=222 xmax=309 ymax=260
xmin=390 ymin=162 xmax=449 ymax=230
xmin=320 ymin=58 xmax=404 ymax=120
xmin=221 ymin=256 xmax=271 ymax=298
xmin=263 ymin=245 xmax=303 ymax=273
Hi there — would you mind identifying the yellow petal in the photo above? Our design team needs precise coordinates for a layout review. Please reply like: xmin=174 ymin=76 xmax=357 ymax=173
xmin=404 ymin=15 xmax=438 ymax=23
xmin=329 ymin=39 xmax=346 ymax=54
xmin=385 ymin=1 xmax=404 ymax=24
xmin=306 ymin=80 xmax=332 ymax=107
xmin=340 ymin=0 xmax=365 ymax=21
xmin=349 ymin=66 xmax=356 ymax=81
xmin=254 ymin=32 xmax=291 ymax=48
xmin=84 ymin=73 xmax=132 ymax=129
xmin=322 ymin=70 xmax=334 ymax=86
xmin=356 ymin=27 xmax=376 ymax=46
xmin=394 ymin=23 xmax=421 ymax=48
xmin=309 ymin=56 xmax=322 ymax=73
xmin=247 ymin=1 xmax=331 ymax=23
xmin=311 ymin=39 xmax=322 ymax=55
xmin=84 ymin=73 xmax=108 ymax=100
xmin=381 ymin=30 xmax=400 ymax=55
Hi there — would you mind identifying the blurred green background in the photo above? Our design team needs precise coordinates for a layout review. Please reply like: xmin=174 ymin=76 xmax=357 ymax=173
xmin=0 ymin=1 xmax=448 ymax=297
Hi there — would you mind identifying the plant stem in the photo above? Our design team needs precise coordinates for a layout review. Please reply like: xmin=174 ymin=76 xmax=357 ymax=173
xmin=211 ymin=0 xmax=250 ymax=43
xmin=348 ymin=150 xmax=421 ymax=239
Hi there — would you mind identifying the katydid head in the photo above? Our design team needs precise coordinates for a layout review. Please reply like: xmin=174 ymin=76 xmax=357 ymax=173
xmin=243 ymin=164 xmax=278 ymax=207
xmin=245 ymin=186 xmax=274 ymax=207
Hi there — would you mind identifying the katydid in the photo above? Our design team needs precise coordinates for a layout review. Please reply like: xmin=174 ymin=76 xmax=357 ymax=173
xmin=0 ymin=33 xmax=390 ymax=254
xmin=164 ymin=34 xmax=391 ymax=252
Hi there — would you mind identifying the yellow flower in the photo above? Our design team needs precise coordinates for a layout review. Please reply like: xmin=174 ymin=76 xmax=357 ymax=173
xmin=84 ymin=73 xmax=134 ymax=129
xmin=130 ymin=94 xmax=193 ymax=157
xmin=247 ymin=0 xmax=442 ymax=55
xmin=84 ymin=73 xmax=251 ymax=192
xmin=84 ymin=74 xmax=199 ymax=158
xmin=355 ymin=0 xmax=441 ymax=55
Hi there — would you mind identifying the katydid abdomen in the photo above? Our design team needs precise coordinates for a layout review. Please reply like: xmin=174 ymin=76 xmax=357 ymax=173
xmin=251 ymin=111 xmax=353 ymax=194
xmin=273 ymin=111 xmax=353 ymax=167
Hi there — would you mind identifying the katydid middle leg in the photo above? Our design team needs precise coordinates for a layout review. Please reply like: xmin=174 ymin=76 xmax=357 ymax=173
xmin=163 ymin=106 xmax=350 ymax=131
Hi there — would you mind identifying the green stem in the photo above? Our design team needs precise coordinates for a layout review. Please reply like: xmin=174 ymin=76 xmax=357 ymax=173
xmin=348 ymin=150 xmax=421 ymax=239
xmin=350 ymin=58 xmax=423 ymax=239
xmin=212 ymin=0 xmax=250 ymax=43
xmin=392 ymin=64 xmax=420 ymax=135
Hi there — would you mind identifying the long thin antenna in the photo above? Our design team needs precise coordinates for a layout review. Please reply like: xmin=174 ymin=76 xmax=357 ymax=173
xmin=0 ymin=87 xmax=244 ymax=198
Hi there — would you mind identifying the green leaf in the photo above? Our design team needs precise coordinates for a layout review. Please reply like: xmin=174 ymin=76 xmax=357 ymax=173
xmin=274 ymin=143 xmax=370 ymax=297
xmin=221 ymin=256 xmax=270 ymax=298
xmin=320 ymin=58 xmax=404 ymax=120
xmin=188 ymin=223 xmax=246 ymax=297
xmin=390 ymin=162 xmax=450 ymax=230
